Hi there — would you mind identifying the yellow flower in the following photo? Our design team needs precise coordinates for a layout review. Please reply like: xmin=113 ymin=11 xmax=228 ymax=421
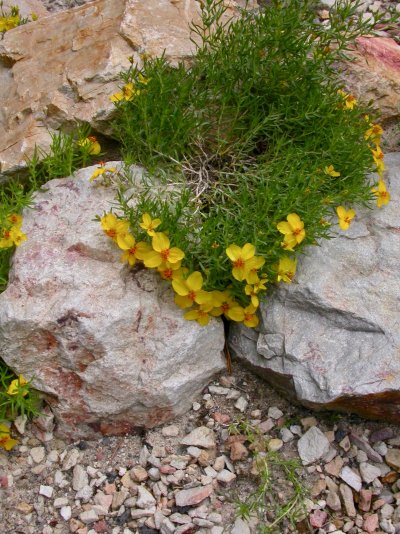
xmin=336 ymin=206 xmax=356 ymax=230
xmin=372 ymin=179 xmax=390 ymax=208
xmin=172 ymin=271 xmax=212 ymax=309
xmin=31 ymin=12 xmax=38 ymax=21
xmin=157 ymin=261 xmax=185 ymax=281
xmin=245 ymin=278 xmax=268 ymax=308
xmin=365 ymin=123 xmax=383 ymax=144
xmin=0 ymin=14 xmax=20 ymax=32
xmin=78 ymin=136 xmax=101 ymax=155
xmin=0 ymin=228 xmax=13 ymax=249
xmin=141 ymin=232 xmax=184 ymax=268
xmin=100 ymin=213 xmax=130 ymax=247
xmin=89 ymin=166 xmax=116 ymax=182
xmin=184 ymin=305 xmax=213 ymax=326
xmin=118 ymin=234 xmax=151 ymax=266
xmin=324 ymin=165 xmax=340 ymax=177
xmin=337 ymin=89 xmax=357 ymax=110
xmin=139 ymin=213 xmax=161 ymax=236
xmin=226 ymin=243 xmax=257 ymax=281
xmin=7 ymin=375 xmax=28 ymax=396
xmin=110 ymin=83 xmax=140 ymax=103
xmin=0 ymin=226 xmax=27 ymax=248
xmin=277 ymin=213 xmax=305 ymax=250
xmin=371 ymin=145 xmax=385 ymax=176
xmin=7 ymin=213 xmax=22 ymax=227
xmin=209 ymin=291 xmax=245 ymax=322
xmin=10 ymin=226 xmax=27 ymax=247
xmin=138 ymin=73 xmax=150 ymax=85
xmin=277 ymin=256 xmax=297 ymax=283
xmin=244 ymin=256 xmax=266 ymax=284
xmin=243 ymin=304 xmax=259 ymax=328
xmin=0 ymin=423 xmax=17 ymax=451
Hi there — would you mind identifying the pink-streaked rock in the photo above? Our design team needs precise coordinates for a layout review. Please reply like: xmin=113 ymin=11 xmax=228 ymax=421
xmin=363 ymin=513 xmax=379 ymax=534
xmin=0 ymin=0 xmax=248 ymax=178
xmin=309 ymin=510 xmax=328 ymax=529
xmin=175 ymin=484 xmax=214 ymax=507
xmin=229 ymin=154 xmax=400 ymax=424
xmin=0 ymin=163 xmax=225 ymax=439
xmin=344 ymin=37 xmax=400 ymax=121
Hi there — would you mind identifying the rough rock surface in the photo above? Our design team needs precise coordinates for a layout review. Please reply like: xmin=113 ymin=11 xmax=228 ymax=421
xmin=0 ymin=163 xmax=225 ymax=439
xmin=229 ymin=153 xmax=400 ymax=423
xmin=344 ymin=36 xmax=400 ymax=122
xmin=0 ymin=0 xmax=247 ymax=178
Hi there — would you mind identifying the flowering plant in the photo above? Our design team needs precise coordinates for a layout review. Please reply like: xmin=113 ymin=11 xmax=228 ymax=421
xmin=107 ymin=0 xmax=395 ymax=327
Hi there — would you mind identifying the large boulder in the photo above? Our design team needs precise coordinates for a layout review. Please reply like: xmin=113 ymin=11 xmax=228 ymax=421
xmin=344 ymin=37 xmax=400 ymax=122
xmin=0 ymin=164 xmax=225 ymax=439
xmin=229 ymin=153 xmax=400 ymax=424
xmin=0 ymin=0 xmax=250 ymax=179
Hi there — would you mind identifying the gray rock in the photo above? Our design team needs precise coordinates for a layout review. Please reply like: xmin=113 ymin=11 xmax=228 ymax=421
xmin=75 ymin=485 xmax=93 ymax=502
xmin=0 ymin=165 xmax=225 ymax=439
xmin=234 ymin=396 xmax=248 ymax=413
xmin=60 ymin=506 xmax=71 ymax=521
xmin=61 ymin=448 xmax=80 ymax=471
xmin=340 ymin=466 xmax=362 ymax=492
xmin=297 ymin=426 xmax=330 ymax=465
xmin=326 ymin=491 xmax=341 ymax=512
xmin=268 ymin=407 xmax=284 ymax=420
xmin=359 ymin=462 xmax=381 ymax=484
xmin=136 ymin=486 xmax=156 ymax=509
xmin=181 ymin=427 xmax=216 ymax=449
xmin=79 ymin=509 xmax=99 ymax=524
xmin=39 ymin=485 xmax=53 ymax=498
xmin=231 ymin=517 xmax=251 ymax=534
xmin=30 ymin=446 xmax=45 ymax=464
xmin=216 ymin=469 xmax=237 ymax=485
xmin=228 ymin=154 xmax=400 ymax=424
xmin=72 ymin=465 xmax=89 ymax=492
xmin=339 ymin=484 xmax=356 ymax=518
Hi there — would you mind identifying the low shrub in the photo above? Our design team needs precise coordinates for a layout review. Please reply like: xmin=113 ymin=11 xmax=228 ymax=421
xmin=107 ymin=0 xmax=394 ymax=327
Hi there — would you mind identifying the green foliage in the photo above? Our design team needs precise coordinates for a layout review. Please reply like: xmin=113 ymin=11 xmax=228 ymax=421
xmin=228 ymin=418 xmax=308 ymax=534
xmin=0 ymin=361 xmax=41 ymax=421
xmin=111 ymin=0 xmax=394 ymax=305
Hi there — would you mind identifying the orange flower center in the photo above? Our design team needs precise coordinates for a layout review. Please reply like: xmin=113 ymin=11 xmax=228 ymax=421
xmin=344 ymin=216 xmax=351 ymax=224
xmin=292 ymin=228 xmax=301 ymax=236
xmin=380 ymin=192 xmax=388 ymax=199
xmin=164 ymin=269 xmax=173 ymax=280
xmin=4 ymin=230 xmax=10 ymax=239
xmin=106 ymin=229 xmax=117 ymax=238
xmin=129 ymin=246 xmax=137 ymax=255
xmin=160 ymin=249 xmax=170 ymax=261
xmin=244 ymin=312 xmax=253 ymax=321
xmin=287 ymin=271 xmax=294 ymax=281
xmin=221 ymin=302 xmax=230 ymax=312
xmin=233 ymin=258 xmax=245 ymax=268
xmin=188 ymin=291 xmax=196 ymax=301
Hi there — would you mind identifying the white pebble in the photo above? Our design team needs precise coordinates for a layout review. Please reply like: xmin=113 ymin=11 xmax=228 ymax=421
xmin=39 ymin=485 xmax=53 ymax=498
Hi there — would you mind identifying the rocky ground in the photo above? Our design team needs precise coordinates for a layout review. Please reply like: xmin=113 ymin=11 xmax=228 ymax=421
xmin=1 ymin=363 xmax=400 ymax=534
